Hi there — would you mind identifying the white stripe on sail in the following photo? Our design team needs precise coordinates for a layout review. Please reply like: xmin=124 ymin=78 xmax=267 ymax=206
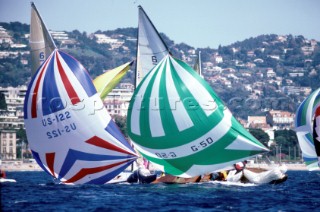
xmin=305 ymin=89 xmax=320 ymax=133
xmin=165 ymin=58 xmax=194 ymax=132
xmin=225 ymin=135 xmax=269 ymax=151
xmin=131 ymin=63 xmax=161 ymax=135
xmin=133 ymin=109 xmax=232 ymax=159
xmin=149 ymin=61 xmax=165 ymax=137
xmin=170 ymin=57 xmax=217 ymax=116
xmin=296 ymin=132 xmax=318 ymax=157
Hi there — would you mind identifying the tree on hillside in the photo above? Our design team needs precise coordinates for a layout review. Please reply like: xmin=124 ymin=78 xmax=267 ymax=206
xmin=274 ymin=130 xmax=299 ymax=157
xmin=249 ymin=128 xmax=269 ymax=147
xmin=113 ymin=115 xmax=128 ymax=138
xmin=0 ymin=92 xmax=7 ymax=110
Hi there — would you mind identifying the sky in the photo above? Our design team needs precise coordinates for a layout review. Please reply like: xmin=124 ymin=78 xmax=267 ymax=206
xmin=0 ymin=0 xmax=319 ymax=49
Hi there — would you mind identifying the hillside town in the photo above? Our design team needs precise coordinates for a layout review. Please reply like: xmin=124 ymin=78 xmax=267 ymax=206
xmin=0 ymin=22 xmax=319 ymax=162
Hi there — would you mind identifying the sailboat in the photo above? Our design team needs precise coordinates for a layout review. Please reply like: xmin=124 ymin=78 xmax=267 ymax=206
xmin=126 ymin=6 xmax=289 ymax=185
xmin=24 ymin=49 xmax=138 ymax=184
xmin=30 ymin=2 xmax=57 ymax=76
xmin=127 ymin=53 xmax=269 ymax=178
xmin=295 ymin=88 xmax=320 ymax=171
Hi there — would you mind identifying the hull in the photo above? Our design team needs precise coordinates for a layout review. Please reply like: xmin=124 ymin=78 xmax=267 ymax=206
xmin=152 ymin=167 xmax=288 ymax=185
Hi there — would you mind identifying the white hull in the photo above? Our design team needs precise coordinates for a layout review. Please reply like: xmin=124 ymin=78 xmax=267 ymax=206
xmin=0 ymin=178 xmax=16 ymax=183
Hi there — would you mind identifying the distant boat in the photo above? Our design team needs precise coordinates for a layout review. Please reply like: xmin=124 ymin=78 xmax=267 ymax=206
xmin=127 ymin=53 xmax=269 ymax=178
xmin=30 ymin=2 xmax=56 ymax=76
xmin=24 ymin=49 xmax=137 ymax=184
xmin=295 ymin=88 xmax=320 ymax=171
xmin=135 ymin=5 xmax=170 ymax=87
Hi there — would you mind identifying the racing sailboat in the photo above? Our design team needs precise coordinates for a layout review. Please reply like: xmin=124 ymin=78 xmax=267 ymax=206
xmin=127 ymin=54 xmax=269 ymax=178
xmin=30 ymin=2 xmax=56 ymax=76
xmin=24 ymin=49 xmax=137 ymax=184
xmin=295 ymin=88 xmax=320 ymax=170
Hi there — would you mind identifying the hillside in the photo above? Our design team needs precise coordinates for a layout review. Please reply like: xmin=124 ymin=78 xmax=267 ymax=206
xmin=0 ymin=22 xmax=320 ymax=119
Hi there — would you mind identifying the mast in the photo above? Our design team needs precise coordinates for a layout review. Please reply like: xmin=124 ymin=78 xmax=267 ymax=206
xmin=198 ymin=51 xmax=202 ymax=77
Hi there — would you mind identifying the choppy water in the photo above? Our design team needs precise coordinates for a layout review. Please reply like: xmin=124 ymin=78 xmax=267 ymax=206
xmin=1 ymin=171 xmax=320 ymax=211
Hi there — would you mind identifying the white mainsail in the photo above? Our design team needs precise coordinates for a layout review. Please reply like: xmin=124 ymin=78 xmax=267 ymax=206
xmin=30 ymin=2 xmax=56 ymax=76
xmin=135 ymin=5 xmax=170 ymax=87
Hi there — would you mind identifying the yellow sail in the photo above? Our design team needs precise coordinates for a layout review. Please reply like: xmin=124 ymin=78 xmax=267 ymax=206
xmin=93 ymin=61 xmax=133 ymax=100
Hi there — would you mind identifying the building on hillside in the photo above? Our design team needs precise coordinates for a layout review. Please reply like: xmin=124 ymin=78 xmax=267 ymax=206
xmin=247 ymin=115 xmax=271 ymax=131
xmin=266 ymin=110 xmax=294 ymax=129
xmin=0 ymin=130 xmax=17 ymax=160
xmin=104 ymin=85 xmax=134 ymax=117
xmin=0 ymin=86 xmax=26 ymax=130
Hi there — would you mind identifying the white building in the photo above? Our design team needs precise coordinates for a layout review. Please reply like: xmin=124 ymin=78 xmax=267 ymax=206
xmin=104 ymin=87 xmax=133 ymax=117
xmin=0 ymin=130 xmax=17 ymax=160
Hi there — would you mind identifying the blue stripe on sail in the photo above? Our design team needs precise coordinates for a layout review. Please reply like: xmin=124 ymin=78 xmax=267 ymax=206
xmin=303 ymin=156 xmax=318 ymax=162
xmin=41 ymin=53 xmax=65 ymax=116
xmin=304 ymin=133 xmax=315 ymax=146
xmin=31 ymin=150 xmax=52 ymax=176
xmin=295 ymin=99 xmax=307 ymax=127
xmin=58 ymin=149 xmax=131 ymax=179
xmin=59 ymin=51 xmax=96 ymax=97
xmin=105 ymin=121 xmax=135 ymax=151
xmin=24 ymin=65 xmax=43 ymax=119
xmin=86 ymin=161 xmax=134 ymax=184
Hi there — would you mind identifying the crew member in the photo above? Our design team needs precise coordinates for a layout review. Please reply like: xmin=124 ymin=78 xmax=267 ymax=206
xmin=234 ymin=160 xmax=247 ymax=173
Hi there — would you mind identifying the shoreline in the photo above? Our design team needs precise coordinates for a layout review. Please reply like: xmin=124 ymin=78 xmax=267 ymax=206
xmin=1 ymin=161 xmax=308 ymax=172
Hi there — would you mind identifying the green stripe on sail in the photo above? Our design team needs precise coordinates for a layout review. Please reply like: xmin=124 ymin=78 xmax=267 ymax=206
xmin=139 ymin=124 xmax=266 ymax=176
xmin=174 ymin=58 xmax=224 ymax=106
xmin=230 ymin=116 xmax=266 ymax=148
xmin=139 ymin=64 xmax=163 ymax=139
xmin=299 ymin=92 xmax=314 ymax=126
xmin=158 ymin=61 xmax=180 ymax=135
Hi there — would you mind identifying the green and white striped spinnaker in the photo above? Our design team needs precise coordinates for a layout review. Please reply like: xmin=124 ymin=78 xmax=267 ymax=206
xmin=127 ymin=55 xmax=269 ymax=178
xmin=295 ymin=88 xmax=320 ymax=171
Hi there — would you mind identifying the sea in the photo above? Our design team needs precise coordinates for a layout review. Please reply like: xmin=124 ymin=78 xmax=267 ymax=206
xmin=1 ymin=171 xmax=320 ymax=211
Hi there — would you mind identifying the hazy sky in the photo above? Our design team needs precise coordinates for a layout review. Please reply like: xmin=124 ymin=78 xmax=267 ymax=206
xmin=0 ymin=0 xmax=319 ymax=48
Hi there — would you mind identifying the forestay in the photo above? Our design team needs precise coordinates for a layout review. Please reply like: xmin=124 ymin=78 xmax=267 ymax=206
xmin=127 ymin=55 xmax=268 ymax=178
xmin=24 ymin=50 xmax=137 ymax=184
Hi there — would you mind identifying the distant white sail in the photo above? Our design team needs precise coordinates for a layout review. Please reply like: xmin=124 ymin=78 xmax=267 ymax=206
xmin=30 ymin=2 xmax=56 ymax=76
xmin=135 ymin=5 xmax=169 ymax=87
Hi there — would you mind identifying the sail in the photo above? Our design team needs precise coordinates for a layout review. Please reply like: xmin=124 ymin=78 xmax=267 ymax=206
xmin=30 ymin=2 xmax=56 ymax=76
xmin=24 ymin=49 xmax=137 ymax=184
xmin=93 ymin=61 xmax=133 ymax=100
xmin=295 ymin=88 xmax=320 ymax=171
xmin=127 ymin=55 xmax=268 ymax=178
xmin=135 ymin=5 xmax=169 ymax=87
xmin=193 ymin=51 xmax=202 ymax=76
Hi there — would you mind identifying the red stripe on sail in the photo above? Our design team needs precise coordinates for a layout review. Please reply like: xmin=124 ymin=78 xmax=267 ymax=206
xmin=56 ymin=52 xmax=80 ymax=105
xmin=315 ymin=106 xmax=320 ymax=117
xmin=63 ymin=160 xmax=130 ymax=184
xmin=86 ymin=136 xmax=136 ymax=156
xmin=46 ymin=152 xmax=56 ymax=177
xmin=31 ymin=58 xmax=51 ymax=118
